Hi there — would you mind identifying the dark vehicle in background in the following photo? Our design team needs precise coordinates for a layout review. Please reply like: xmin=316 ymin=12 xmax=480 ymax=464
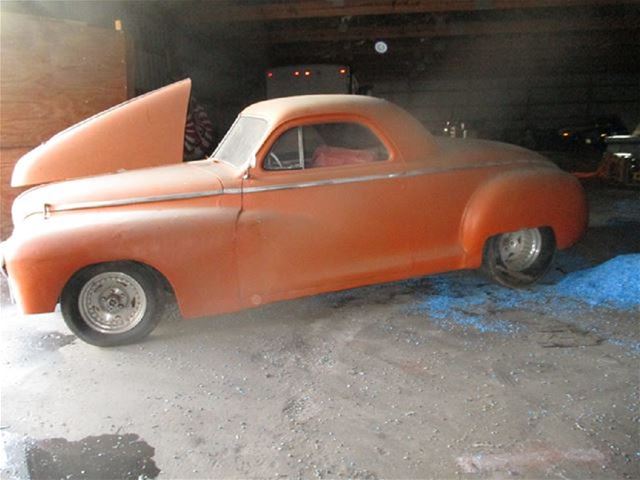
xmin=556 ymin=115 xmax=629 ymax=153
xmin=504 ymin=116 xmax=629 ymax=154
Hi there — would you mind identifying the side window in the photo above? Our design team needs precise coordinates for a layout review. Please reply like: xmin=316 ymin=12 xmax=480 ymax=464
xmin=264 ymin=127 xmax=303 ymax=170
xmin=264 ymin=122 xmax=388 ymax=171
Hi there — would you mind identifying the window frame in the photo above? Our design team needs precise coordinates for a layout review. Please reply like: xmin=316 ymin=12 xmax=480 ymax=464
xmin=211 ymin=115 xmax=269 ymax=169
xmin=258 ymin=115 xmax=396 ymax=174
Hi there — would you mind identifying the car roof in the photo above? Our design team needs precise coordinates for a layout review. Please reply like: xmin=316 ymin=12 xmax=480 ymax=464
xmin=243 ymin=94 xmax=390 ymax=122
xmin=241 ymin=94 xmax=438 ymax=160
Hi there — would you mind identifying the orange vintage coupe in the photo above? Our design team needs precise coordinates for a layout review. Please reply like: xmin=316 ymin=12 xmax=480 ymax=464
xmin=2 ymin=79 xmax=587 ymax=346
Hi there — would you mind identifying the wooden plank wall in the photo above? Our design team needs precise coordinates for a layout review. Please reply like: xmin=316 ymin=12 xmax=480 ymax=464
xmin=0 ymin=12 xmax=128 ymax=239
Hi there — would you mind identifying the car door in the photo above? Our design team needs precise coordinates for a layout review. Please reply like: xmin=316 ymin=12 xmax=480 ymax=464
xmin=235 ymin=118 xmax=418 ymax=306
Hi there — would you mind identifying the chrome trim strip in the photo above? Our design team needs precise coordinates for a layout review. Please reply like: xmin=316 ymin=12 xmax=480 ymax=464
xmin=35 ymin=160 xmax=550 ymax=216
xmin=47 ymin=189 xmax=225 ymax=214
xmin=241 ymin=160 xmax=548 ymax=194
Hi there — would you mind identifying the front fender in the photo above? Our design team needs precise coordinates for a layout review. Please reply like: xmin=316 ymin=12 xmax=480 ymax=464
xmin=459 ymin=167 xmax=588 ymax=268
xmin=4 ymin=199 xmax=240 ymax=318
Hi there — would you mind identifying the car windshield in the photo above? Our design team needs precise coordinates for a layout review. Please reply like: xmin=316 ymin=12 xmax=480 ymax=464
xmin=211 ymin=116 xmax=268 ymax=168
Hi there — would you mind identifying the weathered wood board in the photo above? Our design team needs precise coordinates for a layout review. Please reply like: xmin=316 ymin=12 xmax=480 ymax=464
xmin=1 ymin=12 xmax=128 ymax=238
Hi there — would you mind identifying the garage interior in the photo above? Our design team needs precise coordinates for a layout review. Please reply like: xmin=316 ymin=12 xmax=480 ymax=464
xmin=0 ymin=1 xmax=639 ymax=478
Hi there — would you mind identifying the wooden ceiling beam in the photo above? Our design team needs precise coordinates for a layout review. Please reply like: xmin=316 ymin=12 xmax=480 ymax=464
xmin=268 ymin=32 xmax=640 ymax=63
xmin=263 ymin=15 xmax=638 ymax=44
xmin=275 ymin=54 xmax=640 ymax=77
xmin=179 ymin=0 xmax=640 ymax=24
xmin=272 ymin=45 xmax=640 ymax=64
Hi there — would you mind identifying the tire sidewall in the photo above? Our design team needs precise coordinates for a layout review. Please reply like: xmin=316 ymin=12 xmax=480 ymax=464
xmin=61 ymin=262 xmax=162 ymax=347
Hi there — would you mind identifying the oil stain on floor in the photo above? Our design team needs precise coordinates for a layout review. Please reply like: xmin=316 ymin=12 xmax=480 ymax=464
xmin=24 ymin=433 xmax=160 ymax=480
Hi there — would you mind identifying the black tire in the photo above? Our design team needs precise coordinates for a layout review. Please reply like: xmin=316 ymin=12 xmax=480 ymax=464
xmin=61 ymin=262 xmax=164 ymax=347
xmin=482 ymin=227 xmax=556 ymax=288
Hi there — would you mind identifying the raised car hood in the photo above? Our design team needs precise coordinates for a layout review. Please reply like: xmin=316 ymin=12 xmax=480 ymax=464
xmin=11 ymin=79 xmax=192 ymax=187
xmin=11 ymin=160 xmax=241 ymax=225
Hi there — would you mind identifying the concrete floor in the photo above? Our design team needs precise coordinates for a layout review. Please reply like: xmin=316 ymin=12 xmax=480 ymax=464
xmin=1 ymin=185 xmax=639 ymax=479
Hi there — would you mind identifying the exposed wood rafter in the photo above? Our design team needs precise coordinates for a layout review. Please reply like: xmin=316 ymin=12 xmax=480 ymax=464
xmin=262 ymin=15 xmax=639 ymax=44
xmin=178 ymin=0 xmax=640 ymax=24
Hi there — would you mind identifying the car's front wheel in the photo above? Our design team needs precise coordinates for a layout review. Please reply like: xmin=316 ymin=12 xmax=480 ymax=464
xmin=61 ymin=262 xmax=164 ymax=346
xmin=482 ymin=227 xmax=555 ymax=288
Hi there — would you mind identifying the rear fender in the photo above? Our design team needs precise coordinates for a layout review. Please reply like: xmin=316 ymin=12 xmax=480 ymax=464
xmin=459 ymin=168 xmax=588 ymax=268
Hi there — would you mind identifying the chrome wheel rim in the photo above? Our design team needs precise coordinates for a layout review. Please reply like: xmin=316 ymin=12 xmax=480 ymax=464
xmin=498 ymin=228 xmax=542 ymax=272
xmin=78 ymin=272 xmax=147 ymax=334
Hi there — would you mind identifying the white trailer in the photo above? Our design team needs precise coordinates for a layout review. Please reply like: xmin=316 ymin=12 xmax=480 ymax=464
xmin=266 ymin=64 xmax=358 ymax=99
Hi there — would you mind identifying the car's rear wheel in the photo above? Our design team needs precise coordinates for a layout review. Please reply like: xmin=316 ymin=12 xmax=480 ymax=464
xmin=482 ymin=227 xmax=556 ymax=288
xmin=61 ymin=262 xmax=163 ymax=346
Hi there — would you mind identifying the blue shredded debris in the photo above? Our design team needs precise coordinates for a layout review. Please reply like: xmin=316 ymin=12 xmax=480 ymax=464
xmin=409 ymin=254 xmax=640 ymax=338
xmin=410 ymin=275 xmax=524 ymax=334
xmin=607 ymin=338 xmax=640 ymax=354
xmin=554 ymin=254 xmax=640 ymax=309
